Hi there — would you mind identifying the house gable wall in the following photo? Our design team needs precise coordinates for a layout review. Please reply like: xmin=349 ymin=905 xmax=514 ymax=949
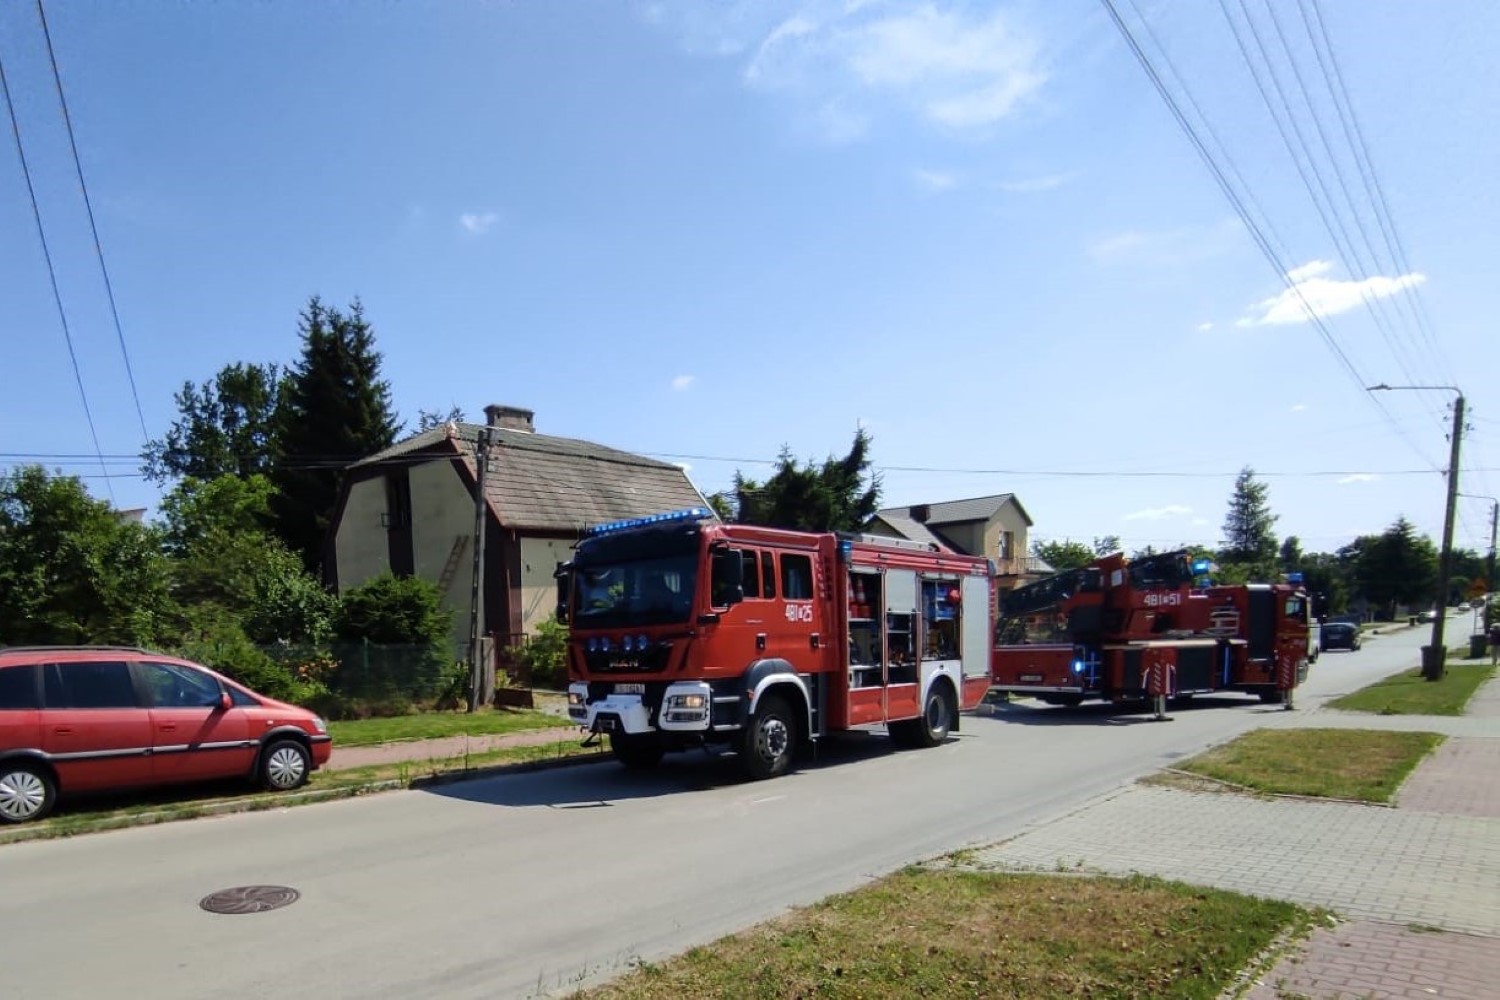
xmin=335 ymin=477 xmax=392 ymax=589
xmin=409 ymin=459 xmax=479 ymax=654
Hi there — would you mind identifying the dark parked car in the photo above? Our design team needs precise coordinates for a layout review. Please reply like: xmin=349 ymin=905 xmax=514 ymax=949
xmin=1319 ymin=622 xmax=1362 ymax=652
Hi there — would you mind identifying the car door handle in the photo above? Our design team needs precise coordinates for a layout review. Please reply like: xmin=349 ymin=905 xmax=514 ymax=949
xmin=158 ymin=724 xmax=177 ymax=733
xmin=52 ymin=726 xmax=73 ymax=735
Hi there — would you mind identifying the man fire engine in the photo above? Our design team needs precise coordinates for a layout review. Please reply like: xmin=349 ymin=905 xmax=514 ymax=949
xmin=557 ymin=508 xmax=994 ymax=779
xmin=990 ymin=550 xmax=1311 ymax=718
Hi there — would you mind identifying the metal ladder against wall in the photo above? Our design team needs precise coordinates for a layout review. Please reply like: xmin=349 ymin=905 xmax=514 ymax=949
xmin=436 ymin=535 xmax=471 ymax=596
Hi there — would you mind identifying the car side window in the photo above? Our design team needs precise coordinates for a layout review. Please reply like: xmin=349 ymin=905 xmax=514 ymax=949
xmin=740 ymin=550 xmax=761 ymax=599
xmin=0 ymin=665 xmax=40 ymax=710
xmin=138 ymin=662 xmax=223 ymax=708
xmin=782 ymin=554 xmax=814 ymax=600
xmin=41 ymin=661 xmax=139 ymax=709
xmin=228 ymin=686 xmax=259 ymax=707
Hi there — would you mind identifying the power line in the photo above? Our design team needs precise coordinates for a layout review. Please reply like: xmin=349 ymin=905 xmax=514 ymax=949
xmin=0 ymin=42 xmax=114 ymax=503
xmin=1297 ymin=0 xmax=1450 ymax=373
xmin=1217 ymin=0 xmax=1432 ymax=408
xmin=1105 ymin=0 xmax=1441 ymax=471
xmin=35 ymin=0 xmax=149 ymax=442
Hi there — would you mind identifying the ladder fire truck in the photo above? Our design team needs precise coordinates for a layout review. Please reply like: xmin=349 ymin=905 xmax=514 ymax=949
xmin=990 ymin=550 xmax=1312 ymax=718
xmin=557 ymin=508 xmax=994 ymax=779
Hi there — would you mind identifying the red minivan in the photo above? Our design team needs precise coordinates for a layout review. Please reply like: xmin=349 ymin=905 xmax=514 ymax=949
xmin=0 ymin=645 xmax=333 ymax=824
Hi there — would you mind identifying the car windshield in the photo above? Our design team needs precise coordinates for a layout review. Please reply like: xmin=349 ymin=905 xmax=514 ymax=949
xmin=574 ymin=555 xmax=698 ymax=626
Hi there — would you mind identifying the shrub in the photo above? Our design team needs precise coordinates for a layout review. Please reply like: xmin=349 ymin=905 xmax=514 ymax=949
xmin=513 ymin=616 xmax=568 ymax=689
xmin=176 ymin=619 xmax=325 ymax=708
xmin=332 ymin=574 xmax=453 ymax=704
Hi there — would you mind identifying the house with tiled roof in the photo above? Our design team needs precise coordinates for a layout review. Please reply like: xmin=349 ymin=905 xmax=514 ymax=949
xmin=329 ymin=403 xmax=712 ymax=655
xmin=866 ymin=493 xmax=1049 ymax=591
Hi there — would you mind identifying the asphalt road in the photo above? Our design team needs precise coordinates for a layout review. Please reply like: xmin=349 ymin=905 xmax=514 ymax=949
xmin=0 ymin=623 xmax=1438 ymax=999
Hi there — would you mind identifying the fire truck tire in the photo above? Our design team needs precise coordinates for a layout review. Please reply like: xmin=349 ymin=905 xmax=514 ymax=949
xmin=610 ymin=734 xmax=665 ymax=770
xmin=910 ymin=684 xmax=955 ymax=748
xmin=741 ymin=693 xmax=797 ymax=780
xmin=1258 ymin=690 xmax=1286 ymax=705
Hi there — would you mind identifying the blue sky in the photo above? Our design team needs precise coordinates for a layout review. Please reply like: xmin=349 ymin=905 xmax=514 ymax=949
xmin=2 ymin=0 xmax=1497 ymax=558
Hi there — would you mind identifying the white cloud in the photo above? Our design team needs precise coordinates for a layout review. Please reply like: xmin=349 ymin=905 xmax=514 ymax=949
xmin=1237 ymin=260 xmax=1427 ymax=327
xmin=1123 ymin=504 xmax=1193 ymax=521
xmin=654 ymin=2 xmax=1045 ymax=139
xmin=1290 ymin=403 xmax=1309 ymax=412
xmin=1190 ymin=517 xmax=1210 ymax=526
xmin=1338 ymin=473 xmax=1379 ymax=485
xmin=913 ymin=168 xmax=957 ymax=192
xmin=671 ymin=374 xmax=696 ymax=391
xmin=1196 ymin=322 xmax=1215 ymax=332
xmin=459 ymin=211 xmax=500 ymax=235
xmin=997 ymin=171 xmax=1077 ymax=194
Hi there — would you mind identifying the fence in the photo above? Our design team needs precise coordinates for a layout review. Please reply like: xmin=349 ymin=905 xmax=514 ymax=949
xmin=258 ymin=640 xmax=455 ymax=707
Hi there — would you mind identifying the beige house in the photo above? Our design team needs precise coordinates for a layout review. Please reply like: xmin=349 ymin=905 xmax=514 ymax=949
xmin=329 ymin=404 xmax=712 ymax=654
xmin=867 ymin=493 xmax=1049 ymax=591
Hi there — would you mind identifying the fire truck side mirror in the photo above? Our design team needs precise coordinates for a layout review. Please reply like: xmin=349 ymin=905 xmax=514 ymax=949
xmin=554 ymin=562 xmax=571 ymax=623
xmin=710 ymin=548 xmax=745 ymax=609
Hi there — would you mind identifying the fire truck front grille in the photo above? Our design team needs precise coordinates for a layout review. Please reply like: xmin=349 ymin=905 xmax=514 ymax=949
xmin=582 ymin=643 xmax=671 ymax=675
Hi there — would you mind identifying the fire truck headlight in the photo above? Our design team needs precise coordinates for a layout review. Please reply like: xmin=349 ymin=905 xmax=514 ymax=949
xmin=670 ymin=694 xmax=706 ymax=710
xmin=567 ymin=690 xmax=586 ymax=707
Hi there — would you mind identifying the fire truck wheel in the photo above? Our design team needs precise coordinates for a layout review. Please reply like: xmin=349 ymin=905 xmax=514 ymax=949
xmin=610 ymin=734 xmax=665 ymax=770
xmin=1258 ymin=690 xmax=1286 ymax=705
xmin=910 ymin=684 xmax=955 ymax=748
xmin=742 ymin=693 xmax=797 ymax=780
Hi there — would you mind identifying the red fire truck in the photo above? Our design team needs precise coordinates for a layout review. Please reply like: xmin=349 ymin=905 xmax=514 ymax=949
xmin=557 ymin=508 xmax=994 ymax=779
xmin=990 ymin=550 xmax=1311 ymax=718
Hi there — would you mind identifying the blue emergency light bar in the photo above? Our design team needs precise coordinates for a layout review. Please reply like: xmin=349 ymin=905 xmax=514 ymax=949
xmin=585 ymin=506 xmax=714 ymax=536
xmin=1286 ymin=572 xmax=1305 ymax=584
xmin=1191 ymin=558 xmax=1216 ymax=575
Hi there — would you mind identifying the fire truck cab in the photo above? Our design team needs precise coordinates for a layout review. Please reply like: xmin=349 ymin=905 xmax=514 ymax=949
xmin=557 ymin=508 xmax=994 ymax=779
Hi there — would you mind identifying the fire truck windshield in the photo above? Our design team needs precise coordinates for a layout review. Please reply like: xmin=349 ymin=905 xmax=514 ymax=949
xmin=573 ymin=555 xmax=698 ymax=627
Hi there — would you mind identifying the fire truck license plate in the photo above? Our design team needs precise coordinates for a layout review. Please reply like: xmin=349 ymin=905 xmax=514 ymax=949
xmin=1019 ymin=674 xmax=1043 ymax=683
xmin=614 ymin=683 xmax=646 ymax=695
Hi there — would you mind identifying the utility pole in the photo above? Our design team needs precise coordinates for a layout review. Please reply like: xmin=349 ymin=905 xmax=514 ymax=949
xmin=1428 ymin=393 xmax=1465 ymax=679
xmin=1367 ymin=384 xmax=1464 ymax=680
xmin=466 ymin=424 xmax=493 ymax=712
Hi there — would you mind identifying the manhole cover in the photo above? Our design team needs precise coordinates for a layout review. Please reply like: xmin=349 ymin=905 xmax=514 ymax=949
xmin=200 ymin=885 xmax=300 ymax=915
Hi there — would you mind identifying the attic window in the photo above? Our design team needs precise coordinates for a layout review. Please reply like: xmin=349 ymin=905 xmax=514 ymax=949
xmin=383 ymin=472 xmax=412 ymax=529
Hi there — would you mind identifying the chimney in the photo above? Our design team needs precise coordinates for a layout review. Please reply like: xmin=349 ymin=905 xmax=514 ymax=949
xmin=910 ymin=504 xmax=930 ymax=523
xmin=483 ymin=403 xmax=535 ymax=433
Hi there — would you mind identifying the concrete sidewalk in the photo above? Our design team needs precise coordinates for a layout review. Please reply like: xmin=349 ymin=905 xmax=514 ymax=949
xmin=966 ymin=672 xmax=1500 ymax=999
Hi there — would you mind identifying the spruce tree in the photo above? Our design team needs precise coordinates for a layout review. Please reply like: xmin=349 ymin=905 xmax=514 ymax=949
xmin=270 ymin=297 xmax=400 ymax=574
xmin=1220 ymin=466 xmax=1279 ymax=576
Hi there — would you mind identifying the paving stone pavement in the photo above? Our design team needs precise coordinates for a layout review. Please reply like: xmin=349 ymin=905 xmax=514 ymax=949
xmin=968 ymin=785 xmax=1500 ymax=936
xmin=1243 ymin=920 xmax=1500 ymax=1000
xmin=1396 ymin=738 xmax=1500 ymax=819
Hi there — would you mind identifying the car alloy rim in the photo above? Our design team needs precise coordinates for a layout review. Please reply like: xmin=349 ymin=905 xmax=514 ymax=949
xmin=0 ymin=771 xmax=46 ymax=821
xmin=757 ymin=717 xmax=789 ymax=763
xmin=266 ymin=747 xmax=307 ymax=788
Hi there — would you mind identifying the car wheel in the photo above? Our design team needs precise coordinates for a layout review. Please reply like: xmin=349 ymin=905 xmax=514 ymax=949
xmin=741 ymin=693 xmax=797 ymax=780
xmin=908 ymin=684 xmax=955 ymax=749
xmin=0 ymin=763 xmax=56 ymax=824
xmin=259 ymin=739 xmax=312 ymax=791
